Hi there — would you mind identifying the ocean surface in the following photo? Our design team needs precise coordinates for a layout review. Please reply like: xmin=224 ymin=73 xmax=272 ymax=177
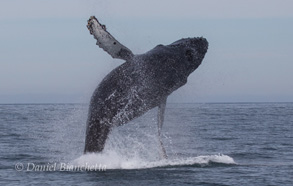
xmin=1 ymin=103 xmax=292 ymax=185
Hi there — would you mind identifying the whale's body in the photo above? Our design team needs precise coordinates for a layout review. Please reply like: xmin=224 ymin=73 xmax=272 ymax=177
xmin=84 ymin=17 xmax=208 ymax=154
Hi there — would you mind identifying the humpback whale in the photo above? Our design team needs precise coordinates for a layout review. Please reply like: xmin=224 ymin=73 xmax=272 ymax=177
xmin=84 ymin=16 xmax=208 ymax=158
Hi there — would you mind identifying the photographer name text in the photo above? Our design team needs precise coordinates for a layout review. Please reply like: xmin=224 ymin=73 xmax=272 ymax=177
xmin=15 ymin=162 xmax=106 ymax=172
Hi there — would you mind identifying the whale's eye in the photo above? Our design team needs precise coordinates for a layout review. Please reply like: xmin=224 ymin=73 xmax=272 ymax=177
xmin=185 ymin=49 xmax=193 ymax=61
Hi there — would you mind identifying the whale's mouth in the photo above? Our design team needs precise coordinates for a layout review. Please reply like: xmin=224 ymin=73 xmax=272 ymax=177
xmin=196 ymin=37 xmax=209 ymax=54
xmin=191 ymin=37 xmax=208 ymax=52
xmin=170 ymin=37 xmax=208 ymax=55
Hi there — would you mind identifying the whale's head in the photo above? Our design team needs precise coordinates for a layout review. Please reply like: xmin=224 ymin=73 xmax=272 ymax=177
xmin=148 ymin=37 xmax=208 ymax=76
xmin=169 ymin=37 xmax=208 ymax=73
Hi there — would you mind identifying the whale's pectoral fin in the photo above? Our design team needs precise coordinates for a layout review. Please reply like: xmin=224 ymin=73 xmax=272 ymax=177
xmin=157 ymin=97 xmax=168 ymax=159
xmin=87 ymin=16 xmax=134 ymax=60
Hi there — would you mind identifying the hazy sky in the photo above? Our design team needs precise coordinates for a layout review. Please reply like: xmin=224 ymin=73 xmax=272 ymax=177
xmin=1 ymin=0 xmax=293 ymax=103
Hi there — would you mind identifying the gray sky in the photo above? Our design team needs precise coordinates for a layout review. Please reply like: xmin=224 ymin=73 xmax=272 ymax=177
xmin=1 ymin=0 xmax=293 ymax=103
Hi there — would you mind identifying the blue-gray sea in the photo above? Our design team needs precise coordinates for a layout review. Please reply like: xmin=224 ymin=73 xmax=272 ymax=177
xmin=1 ymin=103 xmax=292 ymax=185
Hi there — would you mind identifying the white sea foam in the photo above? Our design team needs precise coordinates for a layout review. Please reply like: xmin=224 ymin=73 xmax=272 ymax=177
xmin=70 ymin=115 xmax=236 ymax=170
xmin=72 ymin=152 xmax=236 ymax=170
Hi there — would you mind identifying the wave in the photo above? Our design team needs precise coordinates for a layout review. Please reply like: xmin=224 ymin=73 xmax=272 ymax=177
xmin=72 ymin=152 xmax=236 ymax=170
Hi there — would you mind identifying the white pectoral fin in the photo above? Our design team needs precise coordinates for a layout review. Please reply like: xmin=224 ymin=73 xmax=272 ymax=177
xmin=157 ymin=97 xmax=167 ymax=159
xmin=158 ymin=97 xmax=167 ymax=134
xmin=87 ymin=16 xmax=134 ymax=60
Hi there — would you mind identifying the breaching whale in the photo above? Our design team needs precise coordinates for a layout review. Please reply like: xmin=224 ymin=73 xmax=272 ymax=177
xmin=84 ymin=16 xmax=208 ymax=158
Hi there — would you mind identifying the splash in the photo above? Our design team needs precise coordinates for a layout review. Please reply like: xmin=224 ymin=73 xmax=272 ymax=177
xmin=71 ymin=120 xmax=236 ymax=170
xmin=72 ymin=152 xmax=236 ymax=170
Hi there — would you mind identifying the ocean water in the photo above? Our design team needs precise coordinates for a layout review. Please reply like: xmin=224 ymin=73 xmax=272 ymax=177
xmin=0 ymin=103 xmax=292 ymax=185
